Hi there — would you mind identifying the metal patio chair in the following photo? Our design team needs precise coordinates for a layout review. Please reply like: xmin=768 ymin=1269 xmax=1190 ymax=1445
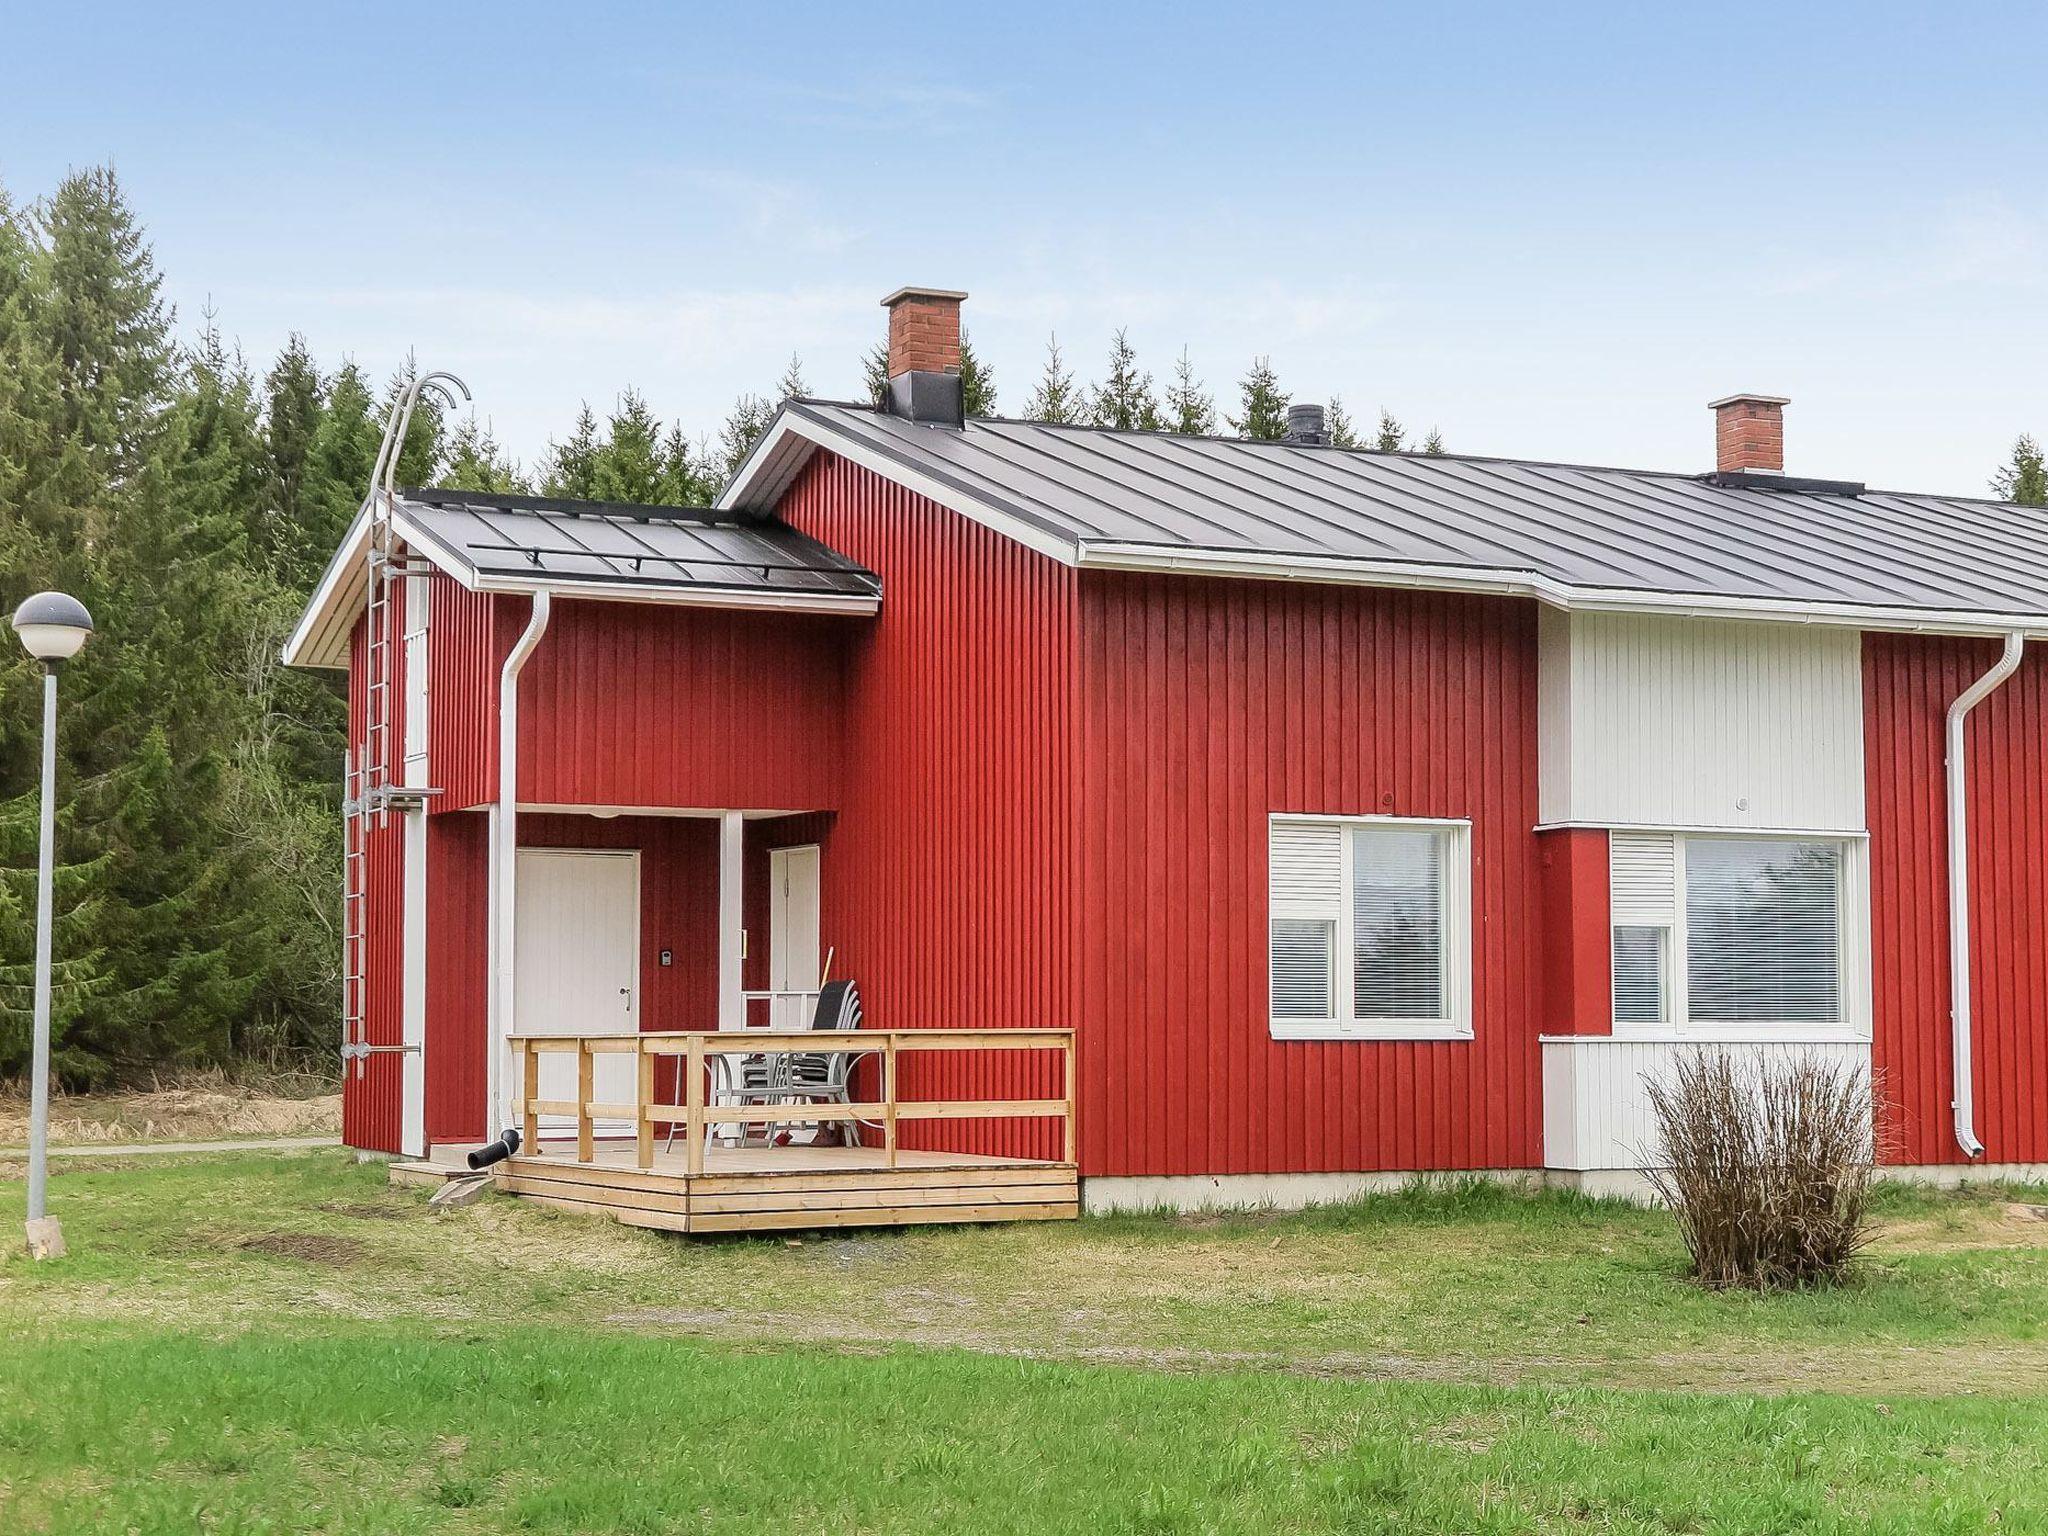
xmin=678 ymin=980 xmax=871 ymax=1156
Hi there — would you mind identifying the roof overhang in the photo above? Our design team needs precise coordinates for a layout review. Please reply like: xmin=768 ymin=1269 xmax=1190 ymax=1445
xmin=282 ymin=495 xmax=882 ymax=671
xmin=723 ymin=406 xmax=2048 ymax=640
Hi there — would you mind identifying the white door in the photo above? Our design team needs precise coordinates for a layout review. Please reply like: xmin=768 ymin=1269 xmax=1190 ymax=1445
xmin=768 ymin=845 xmax=822 ymax=1029
xmin=515 ymin=848 xmax=640 ymax=1136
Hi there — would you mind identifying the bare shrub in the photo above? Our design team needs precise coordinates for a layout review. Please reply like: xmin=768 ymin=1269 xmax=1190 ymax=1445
xmin=1644 ymin=1051 xmax=1881 ymax=1291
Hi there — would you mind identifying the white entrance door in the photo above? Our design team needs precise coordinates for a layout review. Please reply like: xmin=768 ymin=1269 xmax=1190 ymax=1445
xmin=768 ymin=844 xmax=822 ymax=1029
xmin=515 ymin=848 xmax=640 ymax=1136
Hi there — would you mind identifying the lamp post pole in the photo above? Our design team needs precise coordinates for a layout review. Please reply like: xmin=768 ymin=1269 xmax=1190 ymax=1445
xmin=26 ymin=662 xmax=58 ymax=1241
xmin=12 ymin=590 xmax=92 ymax=1261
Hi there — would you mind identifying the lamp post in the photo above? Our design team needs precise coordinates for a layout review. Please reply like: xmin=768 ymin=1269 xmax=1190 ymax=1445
xmin=11 ymin=591 xmax=92 ymax=1261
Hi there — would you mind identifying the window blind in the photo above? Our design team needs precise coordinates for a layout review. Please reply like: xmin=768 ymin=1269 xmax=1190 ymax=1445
xmin=1270 ymin=820 xmax=1341 ymax=1019
xmin=1351 ymin=825 xmax=1445 ymax=1019
xmin=1684 ymin=837 xmax=1842 ymax=1024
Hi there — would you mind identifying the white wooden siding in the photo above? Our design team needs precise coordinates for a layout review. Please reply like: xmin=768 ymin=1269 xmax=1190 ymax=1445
xmin=1540 ymin=1037 xmax=1871 ymax=1170
xmin=1536 ymin=610 xmax=1865 ymax=831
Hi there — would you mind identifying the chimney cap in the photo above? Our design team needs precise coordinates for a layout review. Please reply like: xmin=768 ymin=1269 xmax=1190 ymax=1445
xmin=1284 ymin=403 xmax=1330 ymax=446
xmin=1707 ymin=392 xmax=1790 ymax=410
xmin=881 ymin=286 xmax=969 ymax=308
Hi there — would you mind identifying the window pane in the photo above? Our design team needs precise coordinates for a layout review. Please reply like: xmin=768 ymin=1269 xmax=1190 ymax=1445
xmin=1352 ymin=827 xmax=1445 ymax=1019
xmin=1685 ymin=838 xmax=1842 ymax=1024
xmin=1271 ymin=919 xmax=1335 ymax=1019
xmin=1612 ymin=925 xmax=1668 ymax=1023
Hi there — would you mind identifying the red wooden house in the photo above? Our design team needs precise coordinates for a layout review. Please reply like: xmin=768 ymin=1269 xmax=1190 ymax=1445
xmin=287 ymin=288 xmax=2048 ymax=1228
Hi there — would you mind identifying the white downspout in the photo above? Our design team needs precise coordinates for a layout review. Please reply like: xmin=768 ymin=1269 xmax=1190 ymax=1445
xmin=487 ymin=590 xmax=552 ymax=1139
xmin=1946 ymin=629 xmax=2024 ymax=1160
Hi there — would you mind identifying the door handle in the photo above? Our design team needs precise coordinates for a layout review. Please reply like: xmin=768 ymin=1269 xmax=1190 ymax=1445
xmin=619 ymin=986 xmax=632 ymax=1010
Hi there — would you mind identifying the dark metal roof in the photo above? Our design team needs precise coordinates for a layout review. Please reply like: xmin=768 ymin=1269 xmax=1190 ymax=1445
xmin=749 ymin=402 xmax=2048 ymax=621
xmin=397 ymin=487 xmax=880 ymax=601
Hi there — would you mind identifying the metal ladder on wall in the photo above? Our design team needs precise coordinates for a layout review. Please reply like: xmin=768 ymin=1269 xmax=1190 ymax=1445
xmin=338 ymin=370 xmax=469 ymax=1078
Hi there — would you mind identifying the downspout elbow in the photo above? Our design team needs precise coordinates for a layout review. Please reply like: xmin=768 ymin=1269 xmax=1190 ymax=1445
xmin=1945 ymin=629 xmax=2024 ymax=1161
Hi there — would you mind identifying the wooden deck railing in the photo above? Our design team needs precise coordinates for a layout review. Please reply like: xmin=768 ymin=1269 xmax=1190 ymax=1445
xmin=507 ymin=1029 xmax=1076 ymax=1174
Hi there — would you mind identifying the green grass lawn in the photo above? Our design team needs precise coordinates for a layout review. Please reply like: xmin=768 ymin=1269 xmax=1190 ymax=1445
xmin=4 ymin=1152 xmax=2048 ymax=1532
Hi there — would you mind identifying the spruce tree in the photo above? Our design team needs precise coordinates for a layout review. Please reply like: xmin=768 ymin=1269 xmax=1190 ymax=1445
xmin=1092 ymin=329 xmax=1163 ymax=431
xmin=959 ymin=330 xmax=996 ymax=417
xmin=863 ymin=342 xmax=888 ymax=408
xmin=591 ymin=390 xmax=667 ymax=503
xmin=777 ymin=354 xmax=809 ymax=401
xmin=260 ymin=334 xmax=323 ymax=558
xmin=1024 ymin=333 xmax=1083 ymax=424
xmin=293 ymin=361 xmax=379 ymax=586
xmin=441 ymin=414 xmax=526 ymax=495
xmin=1421 ymin=428 xmax=1446 ymax=456
xmin=658 ymin=424 xmax=715 ymax=506
xmin=1229 ymin=357 xmax=1289 ymax=440
xmin=1164 ymin=348 xmax=1215 ymax=435
xmin=1326 ymin=397 xmax=1360 ymax=449
xmin=542 ymin=404 xmax=602 ymax=499
xmin=718 ymin=393 xmax=776 ymax=481
xmin=1993 ymin=434 xmax=2048 ymax=505
xmin=1374 ymin=409 xmax=1406 ymax=453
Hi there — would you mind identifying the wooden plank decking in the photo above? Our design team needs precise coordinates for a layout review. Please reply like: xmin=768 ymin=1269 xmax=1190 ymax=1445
xmin=497 ymin=1144 xmax=1078 ymax=1233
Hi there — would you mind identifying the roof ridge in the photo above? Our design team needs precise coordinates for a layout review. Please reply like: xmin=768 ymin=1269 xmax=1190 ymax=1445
xmin=800 ymin=401 xmax=2027 ymax=508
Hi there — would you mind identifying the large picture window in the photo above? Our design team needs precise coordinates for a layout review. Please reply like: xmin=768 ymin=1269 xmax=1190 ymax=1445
xmin=1269 ymin=815 xmax=1472 ymax=1040
xmin=1608 ymin=831 xmax=1863 ymax=1037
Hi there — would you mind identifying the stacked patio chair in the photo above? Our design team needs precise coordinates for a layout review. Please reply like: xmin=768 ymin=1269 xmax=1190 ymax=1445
xmin=683 ymin=980 xmax=872 ymax=1156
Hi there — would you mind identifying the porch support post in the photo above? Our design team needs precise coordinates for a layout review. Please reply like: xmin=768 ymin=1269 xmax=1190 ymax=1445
xmin=718 ymin=810 xmax=745 ymax=1031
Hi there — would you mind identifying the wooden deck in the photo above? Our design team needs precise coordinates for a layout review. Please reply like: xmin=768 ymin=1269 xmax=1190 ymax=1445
xmin=499 ymin=1027 xmax=1078 ymax=1234
xmin=498 ymin=1143 xmax=1078 ymax=1233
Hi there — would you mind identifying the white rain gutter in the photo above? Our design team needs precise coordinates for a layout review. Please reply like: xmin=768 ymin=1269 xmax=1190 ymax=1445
xmin=1946 ymin=629 xmax=2024 ymax=1160
xmin=486 ymin=590 xmax=552 ymax=1138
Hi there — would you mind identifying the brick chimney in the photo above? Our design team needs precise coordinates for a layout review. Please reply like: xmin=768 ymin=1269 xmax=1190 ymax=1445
xmin=1709 ymin=393 xmax=1789 ymax=474
xmin=881 ymin=286 xmax=967 ymax=426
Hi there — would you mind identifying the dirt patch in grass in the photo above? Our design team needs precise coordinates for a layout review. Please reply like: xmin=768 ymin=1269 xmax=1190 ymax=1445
xmin=0 ymin=1071 xmax=340 ymax=1147
xmin=1872 ymin=1204 xmax=2048 ymax=1253
xmin=238 ymin=1233 xmax=364 ymax=1267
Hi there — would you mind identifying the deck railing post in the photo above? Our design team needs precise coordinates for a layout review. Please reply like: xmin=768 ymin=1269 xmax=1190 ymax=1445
xmin=1063 ymin=1032 xmax=1077 ymax=1165
xmin=685 ymin=1034 xmax=706 ymax=1176
xmin=636 ymin=1039 xmax=655 ymax=1170
xmin=576 ymin=1040 xmax=594 ymax=1164
xmin=521 ymin=1040 xmax=539 ymax=1156
xmin=882 ymin=1033 xmax=899 ymax=1169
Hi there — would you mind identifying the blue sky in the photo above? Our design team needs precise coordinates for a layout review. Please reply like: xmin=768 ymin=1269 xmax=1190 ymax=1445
xmin=6 ymin=2 xmax=2045 ymax=493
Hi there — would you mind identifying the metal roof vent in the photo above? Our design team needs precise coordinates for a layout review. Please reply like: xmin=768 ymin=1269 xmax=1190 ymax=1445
xmin=1284 ymin=404 xmax=1330 ymax=446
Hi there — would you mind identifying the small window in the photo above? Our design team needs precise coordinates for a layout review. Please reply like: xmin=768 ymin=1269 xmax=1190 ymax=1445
xmin=1611 ymin=925 xmax=1668 ymax=1023
xmin=1269 ymin=814 xmax=1471 ymax=1040
xmin=1608 ymin=831 xmax=1857 ymax=1035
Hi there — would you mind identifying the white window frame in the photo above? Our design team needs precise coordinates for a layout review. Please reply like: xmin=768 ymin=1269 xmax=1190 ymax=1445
xmin=1609 ymin=828 xmax=1871 ymax=1045
xmin=1268 ymin=813 xmax=1474 ymax=1042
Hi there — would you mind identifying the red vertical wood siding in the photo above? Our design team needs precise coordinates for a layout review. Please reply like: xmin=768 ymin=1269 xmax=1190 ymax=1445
xmin=424 ymin=812 xmax=488 ymax=1144
xmin=341 ymin=612 xmax=405 ymax=1153
xmin=426 ymin=571 xmax=499 ymax=812
xmin=776 ymin=454 xmax=1078 ymax=1159
xmin=1866 ymin=633 xmax=2048 ymax=1166
xmin=1078 ymin=574 xmax=1545 ymax=1176
xmin=514 ymin=599 xmax=848 ymax=811
xmin=1539 ymin=828 xmax=1612 ymax=1036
